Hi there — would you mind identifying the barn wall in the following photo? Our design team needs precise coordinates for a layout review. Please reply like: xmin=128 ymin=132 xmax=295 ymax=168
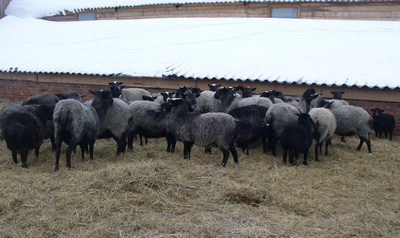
xmin=42 ymin=2 xmax=400 ymax=21
xmin=1 ymin=72 xmax=399 ymax=137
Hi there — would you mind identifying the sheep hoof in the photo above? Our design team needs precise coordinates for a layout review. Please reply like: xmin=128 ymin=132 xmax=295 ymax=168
xmin=21 ymin=164 xmax=28 ymax=168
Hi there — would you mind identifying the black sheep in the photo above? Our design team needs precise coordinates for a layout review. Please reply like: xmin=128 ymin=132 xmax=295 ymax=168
xmin=280 ymin=113 xmax=314 ymax=166
xmin=3 ymin=105 xmax=52 ymax=168
xmin=228 ymin=105 xmax=271 ymax=155
xmin=371 ymin=108 xmax=395 ymax=140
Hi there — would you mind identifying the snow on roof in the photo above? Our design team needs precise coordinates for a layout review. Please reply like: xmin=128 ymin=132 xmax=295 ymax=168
xmin=1 ymin=16 xmax=399 ymax=89
xmin=5 ymin=0 xmax=380 ymax=19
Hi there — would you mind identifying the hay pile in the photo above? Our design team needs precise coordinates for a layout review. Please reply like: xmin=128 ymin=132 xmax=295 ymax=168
xmin=0 ymin=104 xmax=399 ymax=237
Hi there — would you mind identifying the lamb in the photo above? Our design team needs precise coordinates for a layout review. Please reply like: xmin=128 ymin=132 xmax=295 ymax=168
xmin=228 ymin=105 xmax=270 ymax=155
xmin=128 ymin=100 xmax=176 ymax=152
xmin=53 ymin=90 xmax=113 ymax=170
xmin=165 ymin=98 xmax=239 ymax=167
xmin=308 ymin=103 xmax=337 ymax=161
xmin=265 ymin=103 xmax=302 ymax=156
xmin=331 ymin=104 xmax=373 ymax=153
xmin=2 ymin=104 xmax=53 ymax=168
xmin=280 ymin=113 xmax=314 ymax=166
xmin=371 ymin=108 xmax=395 ymax=140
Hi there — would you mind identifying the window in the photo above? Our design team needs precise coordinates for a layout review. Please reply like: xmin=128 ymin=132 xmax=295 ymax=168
xmin=271 ymin=8 xmax=298 ymax=18
xmin=78 ymin=13 xmax=96 ymax=21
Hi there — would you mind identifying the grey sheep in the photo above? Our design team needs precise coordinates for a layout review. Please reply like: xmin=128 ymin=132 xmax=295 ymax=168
xmin=166 ymin=98 xmax=239 ymax=167
xmin=265 ymin=103 xmax=302 ymax=156
xmin=85 ymin=97 xmax=133 ymax=155
xmin=107 ymin=81 xmax=152 ymax=103
xmin=3 ymin=104 xmax=53 ymax=168
xmin=53 ymin=90 xmax=113 ymax=170
xmin=309 ymin=103 xmax=337 ymax=161
xmin=214 ymin=87 xmax=272 ymax=113
xmin=128 ymin=100 xmax=176 ymax=152
xmin=331 ymin=104 xmax=373 ymax=153
xmin=310 ymin=94 xmax=348 ymax=109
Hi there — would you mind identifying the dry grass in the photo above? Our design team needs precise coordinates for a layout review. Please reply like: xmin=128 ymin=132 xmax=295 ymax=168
xmin=0 ymin=103 xmax=399 ymax=237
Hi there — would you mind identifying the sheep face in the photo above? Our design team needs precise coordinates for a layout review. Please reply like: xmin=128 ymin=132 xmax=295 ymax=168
xmin=108 ymin=81 xmax=124 ymax=98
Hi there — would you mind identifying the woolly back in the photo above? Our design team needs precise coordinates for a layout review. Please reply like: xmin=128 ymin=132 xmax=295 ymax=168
xmin=3 ymin=111 xmax=44 ymax=150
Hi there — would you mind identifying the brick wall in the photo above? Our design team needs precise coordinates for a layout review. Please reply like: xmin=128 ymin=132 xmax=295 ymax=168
xmin=1 ymin=78 xmax=399 ymax=137
xmin=0 ymin=79 xmax=109 ymax=103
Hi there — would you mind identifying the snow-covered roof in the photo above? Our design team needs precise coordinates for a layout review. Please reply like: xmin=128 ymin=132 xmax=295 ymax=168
xmin=5 ymin=0 xmax=386 ymax=19
xmin=1 ymin=16 xmax=399 ymax=89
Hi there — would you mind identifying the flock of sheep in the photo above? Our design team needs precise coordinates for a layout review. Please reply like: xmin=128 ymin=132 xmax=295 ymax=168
xmin=0 ymin=82 xmax=396 ymax=170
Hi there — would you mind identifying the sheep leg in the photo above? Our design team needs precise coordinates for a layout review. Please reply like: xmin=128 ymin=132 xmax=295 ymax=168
xmin=204 ymin=148 xmax=212 ymax=154
xmin=229 ymin=144 xmax=239 ymax=163
xmin=114 ymin=134 xmax=126 ymax=155
xmin=139 ymin=134 xmax=144 ymax=146
xmin=20 ymin=150 xmax=28 ymax=168
xmin=262 ymin=136 xmax=268 ymax=153
xmin=127 ymin=131 xmax=134 ymax=151
xmin=89 ymin=140 xmax=95 ymax=160
xmin=314 ymin=142 xmax=320 ymax=161
xmin=289 ymin=151 xmax=296 ymax=165
xmin=270 ymin=137 xmax=279 ymax=156
xmin=183 ymin=142 xmax=193 ymax=160
xmin=357 ymin=136 xmax=372 ymax=154
xmin=79 ymin=144 xmax=86 ymax=161
xmin=220 ymin=148 xmax=230 ymax=167
xmin=341 ymin=136 xmax=346 ymax=143
xmin=389 ymin=131 xmax=393 ymax=141
xmin=55 ymin=137 xmax=62 ymax=171
xmin=34 ymin=145 xmax=40 ymax=158
xmin=66 ymin=144 xmax=75 ymax=169
xmin=166 ymin=134 xmax=176 ymax=152
xmin=325 ymin=139 xmax=331 ymax=156
xmin=50 ymin=136 xmax=56 ymax=152
xmin=282 ymin=147 xmax=288 ymax=164
xmin=303 ymin=150 xmax=309 ymax=166
xmin=12 ymin=150 xmax=18 ymax=164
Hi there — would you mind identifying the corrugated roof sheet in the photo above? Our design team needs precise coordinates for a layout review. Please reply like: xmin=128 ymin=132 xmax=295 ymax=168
xmin=5 ymin=0 xmax=395 ymax=18
xmin=0 ymin=16 xmax=399 ymax=89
